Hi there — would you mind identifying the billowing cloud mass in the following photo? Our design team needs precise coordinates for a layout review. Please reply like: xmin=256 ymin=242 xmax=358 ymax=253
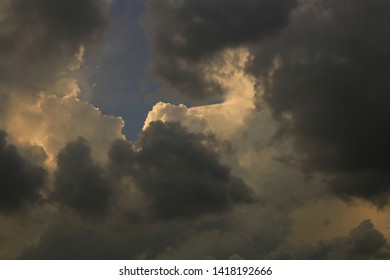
xmin=0 ymin=0 xmax=108 ymax=90
xmin=110 ymin=121 xmax=254 ymax=219
xmin=144 ymin=0 xmax=390 ymax=207
xmin=142 ymin=0 xmax=297 ymax=98
xmin=2 ymin=0 xmax=390 ymax=261
xmin=52 ymin=137 xmax=112 ymax=217
xmin=0 ymin=131 xmax=46 ymax=214
xmin=0 ymin=0 xmax=124 ymax=161
xmin=250 ymin=0 xmax=390 ymax=207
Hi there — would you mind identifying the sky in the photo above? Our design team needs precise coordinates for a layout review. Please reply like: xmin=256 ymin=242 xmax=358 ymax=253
xmin=1 ymin=0 xmax=390 ymax=259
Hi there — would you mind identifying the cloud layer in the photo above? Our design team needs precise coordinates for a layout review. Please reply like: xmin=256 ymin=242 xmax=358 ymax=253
xmin=270 ymin=220 xmax=390 ymax=259
xmin=2 ymin=0 xmax=390 ymax=260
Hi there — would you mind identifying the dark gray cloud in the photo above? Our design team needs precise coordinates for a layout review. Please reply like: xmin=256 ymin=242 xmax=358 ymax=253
xmin=0 ymin=131 xmax=46 ymax=214
xmin=269 ymin=220 xmax=390 ymax=259
xmin=20 ymin=227 xmax=132 ymax=260
xmin=19 ymin=223 xmax=187 ymax=260
xmin=109 ymin=121 xmax=254 ymax=219
xmin=248 ymin=0 xmax=390 ymax=207
xmin=17 ymin=122 xmax=256 ymax=258
xmin=142 ymin=0 xmax=297 ymax=98
xmin=0 ymin=0 xmax=108 ymax=91
xmin=108 ymin=138 xmax=136 ymax=177
xmin=143 ymin=0 xmax=390 ymax=207
xmin=6 ymin=0 xmax=390 ymax=261
xmin=52 ymin=137 xmax=112 ymax=217
xmin=19 ymin=206 xmax=292 ymax=260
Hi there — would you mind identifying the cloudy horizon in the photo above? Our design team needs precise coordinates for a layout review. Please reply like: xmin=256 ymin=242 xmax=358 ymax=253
xmin=1 ymin=0 xmax=390 ymax=259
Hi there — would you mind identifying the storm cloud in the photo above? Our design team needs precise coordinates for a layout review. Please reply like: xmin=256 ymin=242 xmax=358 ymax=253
xmin=19 ymin=223 xmax=187 ymax=260
xmin=142 ymin=0 xmax=297 ymax=98
xmin=52 ymin=137 xmax=112 ymax=217
xmin=248 ymin=0 xmax=390 ymax=206
xmin=109 ymin=121 xmax=254 ymax=219
xmin=0 ymin=0 xmax=108 ymax=91
xmin=142 ymin=0 xmax=390 ymax=207
xmin=3 ymin=0 xmax=390 ymax=261
xmin=0 ymin=131 xmax=46 ymax=214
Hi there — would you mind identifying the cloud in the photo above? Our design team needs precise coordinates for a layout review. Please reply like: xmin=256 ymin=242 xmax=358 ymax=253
xmin=142 ymin=0 xmax=390 ymax=208
xmin=0 ymin=0 xmax=122 ymax=165
xmin=109 ymin=121 xmax=254 ymax=219
xmin=0 ymin=0 xmax=109 ymax=91
xmin=143 ymin=48 xmax=328 ymax=213
xmin=157 ymin=205 xmax=293 ymax=259
xmin=20 ymin=226 xmax=133 ymax=259
xmin=0 ymin=131 xmax=46 ymax=214
xmin=16 ymin=111 xmax=296 ymax=259
xmin=143 ymin=49 xmax=257 ymax=138
xmin=3 ymin=0 xmax=390 ymax=261
xmin=247 ymin=0 xmax=390 ymax=207
xmin=141 ymin=0 xmax=297 ymax=98
xmin=270 ymin=220 xmax=390 ymax=259
xmin=19 ymin=202 xmax=293 ymax=260
xmin=3 ymin=79 xmax=125 ymax=165
xmin=52 ymin=137 xmax=112 ymax=217
xmin=19 ymin=219 xmax=196 ymax=260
